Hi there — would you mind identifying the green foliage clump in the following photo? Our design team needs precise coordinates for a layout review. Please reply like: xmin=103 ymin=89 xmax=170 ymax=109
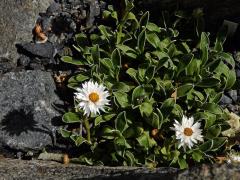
xmin=60 ymin=0 xmax=236 ymax=168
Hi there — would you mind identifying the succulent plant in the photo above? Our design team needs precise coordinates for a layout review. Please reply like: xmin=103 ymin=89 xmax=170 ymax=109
xmin=60 ymin=0 xmax=236 ymax=168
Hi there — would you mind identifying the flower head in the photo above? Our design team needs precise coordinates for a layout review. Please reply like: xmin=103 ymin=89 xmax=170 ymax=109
xmin=172 ymin=115 xmax=203 ymax=149
xmin=75 ymin=81 xmax=110 ymax=116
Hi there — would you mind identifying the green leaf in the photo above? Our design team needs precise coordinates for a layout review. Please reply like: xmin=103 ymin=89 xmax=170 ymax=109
xmin=125 ymin=151 xmax=136 ymax=166
xmin=132 ymin=86 xmax=146 ymax=106
xmin=225 ymin=70 xmax=236 ymax=90
xmin=114 ymin=136 xmax=131 ymax=157
xmin=196 ymin=78 xmax=220 ymax=88
xmin=211 ymin=137 xmax=227 ymax=151
xmin=102 ymin=126 xmax=121 ymax=140
xmin=138 ymin=64 xmax=147 ymax=82
xmin=192 ymin=150 xmax=203 ymax=162
xmin=146 ymin=22 xmax=160 ymax=32
xmin=218 ymin=52 xmax=235 ymax=68
xmin=186 ymin=58 xmax=201 ymax=76
xmin=112 ymin=82 xmax=133 ymax=92
xmin=116 ymin=44 xmax=137 ymax=59
xmin=177 ymin=53 xmax=194 ymax=76
xmin=194 ymin=112 xmax=216 ymax=129
xmin=115 ymin=111 xmax=128 ymax=133
xmin=116 ymin=44 xmax=135 ymax=53
xmin=112 ymin=48 xmax=121 ymax=67
xmin=137 ymin=29 xmax=146 ymax=53
xmin=178 ymin=156 xmax=188 ymax=169
xmin=111 ymin=11 xmax=118 ymax=22
xmin=61 ymin=56 xmax=85 ymax=65
xmin=113 ymin=91 xmax=130 ymax=108
xmin=68 ymin=74 xmax=89 ymax=84
xmin=176 ymin=84 xmax=193 ymax=97
xmin=200 ymin=32 xmax=209 ymax=65
xmin=147 ymin=112 xmax=160 ymax=129
xmin=139 ymin=102 xmax=153 ymax=117
xmin=206 ymin=124 xmax=221 ymax=139
xmin=95 ymin=114 xmax=116 ymax=126
xmin=147 ymin=33 xmax=160 ymax=48
xmin=211 ymin=92 xmax=223 ymax=103
xmin=139 ymin=11 xmax=149 ymax=28
xmin=101 ymin=58 xmax=114 ymax=71
xmin=102 ymin=10 xmax=111 ymax=19
xmin=160 ymin=98 xmax=175 ymax=118
xmin=91 ymin=45 xmax=100 ymax=63
xmin=127 ymin=12 xmax=137 ymax=21
xmin=98 ymin=25 xmax=111 ymax=42
xmin=62 ymin=112 xmax=81 ymax=123
xmin=214 ymin=26 xmax=227 ymax=51
xmin=203 ymin=103 xmax=223 ymax=115
xmin=145 ymin=66 xmax=156 ymax=83
xmin=70 ymin=135 xmax=87 ymax=146
xmin=75 ymin=33 xmax=88 ymax=48
xmin=90 ymin=34 xmax=102 ymax=44
xmin=126 ymin=68 xmax=139 ymax=84
xmin=123 ymin=126 xmax=144 ymax=138
xmin=199 ymin=137 xmax=227 ymax=152
xmin=60 ymin=128 xmax=72 ymax=138
xmin=137 ymin=131 xmax=156 ymax=151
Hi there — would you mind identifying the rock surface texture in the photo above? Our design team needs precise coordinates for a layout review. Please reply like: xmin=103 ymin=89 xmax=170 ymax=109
xmin=0 ymin=159 xmax=239 ymax=180
xmin=0 ymin=70 xmax=61 ymax=152
xmin=0 ymin=0 xmax=53 ymax=64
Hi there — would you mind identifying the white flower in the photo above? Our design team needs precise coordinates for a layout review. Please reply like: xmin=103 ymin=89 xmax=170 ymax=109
xmin=75 ymin=81 xmax=110 ymax=116
xmin=172 ymin=115 xmax=204 ymax=149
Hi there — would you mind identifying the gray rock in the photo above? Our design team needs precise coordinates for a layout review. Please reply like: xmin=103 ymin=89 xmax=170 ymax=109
xmin=0 ymin=158 xmax=240 ymax=180
xmin=18 ymin=42 xmax=55 ymax=59
xmin=227 ymin=90 xmax=238 ymax=102
xmin=0 ymin=0 xmax=53 ymax=64
xmin=0 ymin=70 xmax=61 ymax=151
xmin=0 ymin=158 xmax=178 ymax=179
xmin=0 ymin=57 xmax=15 ymax=74
xmin=46 ymin=1 xmax=62 ymax=16
xmin=220 ymin=95 xmax=233 ymax=105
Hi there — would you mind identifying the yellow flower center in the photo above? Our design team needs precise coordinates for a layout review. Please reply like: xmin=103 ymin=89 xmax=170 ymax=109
xmin=89 ymin=92 xmax=99 ymax=103
xmin=184 ymin=127 xmax=193 ymax=136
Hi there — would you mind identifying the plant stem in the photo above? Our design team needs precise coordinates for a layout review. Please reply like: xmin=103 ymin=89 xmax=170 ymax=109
xmin=84 ymin=116 xmax=91 ymax=144
xmin=79 ymin=123 xmax=82 ymax=136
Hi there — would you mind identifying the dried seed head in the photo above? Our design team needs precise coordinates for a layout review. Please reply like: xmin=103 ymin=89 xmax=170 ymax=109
xmin=33 ymin=24 xmax=48 ymax=43
xmin=151 ymin=128 xmax=159 ymax=138
xmin=123 ymin=63 xmax=129 ymax=69
xmin=63 ymin=154 xmax=70 ymax=165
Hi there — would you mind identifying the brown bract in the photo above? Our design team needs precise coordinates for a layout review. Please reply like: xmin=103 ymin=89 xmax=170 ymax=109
xmin=33 ymin=24 xmax=48 ymax=43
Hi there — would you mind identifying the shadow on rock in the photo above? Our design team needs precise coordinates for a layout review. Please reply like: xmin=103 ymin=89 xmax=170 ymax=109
xmin=1 ymin=108 xmax=54 ymax=138
xmin=1 ymin=109 xmax=37 ymax=136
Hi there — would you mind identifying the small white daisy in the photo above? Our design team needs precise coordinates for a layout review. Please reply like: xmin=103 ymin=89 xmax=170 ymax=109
xmin=172 ymin=115 xmax=204 ymax=149
xmin=75 ymin=81 xmax=110 ymax=116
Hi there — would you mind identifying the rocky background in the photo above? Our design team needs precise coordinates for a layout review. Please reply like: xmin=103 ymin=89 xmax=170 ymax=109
xmin=0 ymin=158 xmax=239 ymax=180
xmin=0 ymin=0 xmax=240 ymax=179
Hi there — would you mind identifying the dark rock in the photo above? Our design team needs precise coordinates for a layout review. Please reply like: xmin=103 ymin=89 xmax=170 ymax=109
xmin=177 ymin=163 xmax=240 ymax=180
xmin=86 ymin=0 xmax=101 ymax=28
xmin=226 ymin=104 xmax=239 ymax=114
xmin=18 ymin=42 xmax=55 ymax=59
xmin=236 ymin=69 xmax=240 ymax=78
xmin=36 ymin=15 xmax=53 ymax=33
xmin=46 ymin=2 xmax=62 ymax=16
xmin=220 ymin=95 xmax=233 ymax=105
xmin=0 ymin=0 xmax=53 ymax=64
xmin=0 ymin=70 xmax=62 ymax=152
xmin=17 ymin=55 xmax=31 ymax=67
xmin=227 ymin=90 xmax=238 ymax=102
